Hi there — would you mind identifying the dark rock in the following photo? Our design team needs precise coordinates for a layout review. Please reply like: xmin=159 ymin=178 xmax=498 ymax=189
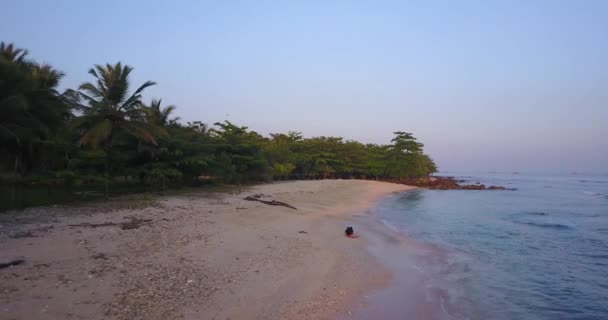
xmin=381 ymin=176 xmax=512 ymax=191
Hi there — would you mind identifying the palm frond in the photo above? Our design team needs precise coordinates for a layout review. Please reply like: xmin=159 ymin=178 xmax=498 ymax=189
xmin=0 ymin=42 xmax=29 ymax=63
xmin=132 ymin=80 xmax=155 ymax=96
xmin=121 ymin=121 xmax=160 ymax=145
xmin=0 ymin=124 xmax=22 ymax=146
xmin=79 ymin=119 xmax=112 ymax=147
xmin=88 ymin=66 xmax=99 ymax=79
xmin=150 ymin=99 xmax=162 ymax=111
xmin=161 ymin=104 xmax=177 ymax=124
xmin=79 ymin=82 xmax=104 ymax=100
xmin=31 ymin=63 xmax=64 ymax=89
xmin=121 ymin=80 xmax=155 ymax=111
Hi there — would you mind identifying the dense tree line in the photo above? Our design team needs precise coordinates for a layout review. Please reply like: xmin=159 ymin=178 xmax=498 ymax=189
xmin=0 ymin=42 xmax=437 ymax=200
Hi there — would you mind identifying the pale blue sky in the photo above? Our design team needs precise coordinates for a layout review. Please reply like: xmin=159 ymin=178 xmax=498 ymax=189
xmin=3 ymin=0 xmax=607 ymax=173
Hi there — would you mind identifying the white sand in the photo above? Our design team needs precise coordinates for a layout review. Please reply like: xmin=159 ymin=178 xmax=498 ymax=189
xmin=0 ymin=180 xmax=414 ymax=320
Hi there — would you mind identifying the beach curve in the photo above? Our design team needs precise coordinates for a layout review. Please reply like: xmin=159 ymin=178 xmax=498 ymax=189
xmin=0 ymin=180 xmax=414 ymax=320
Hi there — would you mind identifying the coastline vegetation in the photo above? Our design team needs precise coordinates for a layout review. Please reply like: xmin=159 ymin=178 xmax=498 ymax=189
xmin=0 ymin=42 xmax=437 ymax=209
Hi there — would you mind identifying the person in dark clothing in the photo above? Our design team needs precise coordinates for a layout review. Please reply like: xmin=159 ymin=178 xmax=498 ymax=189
xmin=345 ymin=226 xmax=355 ymax=238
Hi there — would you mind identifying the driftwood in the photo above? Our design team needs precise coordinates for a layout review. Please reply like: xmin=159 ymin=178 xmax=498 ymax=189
xmin=10 ymin=225 xmax=55 ymax=239
xmin=69 ymin=222 xmax=118 ymax=228
xmin=120 ymin=218 xmax=152 ymax=230
xmin=11 ymin=231 xmax=36 ymax=239
xmin=69 ymin=217 xmax=152 ymax=230
xmin=0 ymin=259 xmax=25 ymax=269
xmin=92 ymin=253 xmax=108 ymax=260
xmin=243 ymin=196 xmax=297 ymax=210
xmin=251 ymin=193 xmax=270 ymax=199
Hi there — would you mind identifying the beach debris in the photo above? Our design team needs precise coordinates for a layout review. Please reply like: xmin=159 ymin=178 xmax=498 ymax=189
xmin=92 ymin=253 xmax=108 ymax=260
xmin=0 ymin=259 xmax=25 ymax=269
xmin=69 ymin=217 xmax=152 ymax=230
xmin=11 ymin=231 xmax=37 ymax=239
xmin=12 ymin=225 xmax=56 ymax=238
xmin=69 ymin=221 xmax=118 ymax=228
xmin=298 ymin=231 xmax=308 ymax=234
xmin=120 ymin=217 xmax=152 ymax=230
xmin=33 ymin=263 xmax=50 ymax=268
xmin=37 ymin=225 xmax=55 ymax=232
xmin=243 ymin=196 xmax=297 ymax=210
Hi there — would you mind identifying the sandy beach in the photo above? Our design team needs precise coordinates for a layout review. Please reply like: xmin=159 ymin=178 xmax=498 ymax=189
xmin=0 ymin=180 xmax=414 ymax=320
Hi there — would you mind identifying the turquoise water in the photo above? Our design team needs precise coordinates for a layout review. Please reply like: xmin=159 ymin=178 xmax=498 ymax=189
xmin=373 ymin=173 xmax=608 ymax=319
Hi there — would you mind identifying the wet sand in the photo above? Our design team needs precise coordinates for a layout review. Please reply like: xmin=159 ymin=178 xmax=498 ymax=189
xmin=0 ymin=180 xmax=416 ymax=320
xmin=347 ymin=219 xmax=452 ymax=320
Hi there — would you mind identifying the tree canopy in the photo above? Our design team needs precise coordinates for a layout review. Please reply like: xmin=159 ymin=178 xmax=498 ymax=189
xmin=0 ymin=42 xmax=438 ymax=205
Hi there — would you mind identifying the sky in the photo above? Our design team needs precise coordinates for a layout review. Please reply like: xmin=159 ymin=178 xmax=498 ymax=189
xmin=3 ymin=0 xmax=607 ymax=173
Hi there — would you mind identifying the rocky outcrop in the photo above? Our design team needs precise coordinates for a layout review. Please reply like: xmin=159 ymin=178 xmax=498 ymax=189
xmin=382 ymin=176 xmax=514 ymax=190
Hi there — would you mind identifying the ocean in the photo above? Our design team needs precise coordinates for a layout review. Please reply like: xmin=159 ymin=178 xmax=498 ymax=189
xmin=356 ymin=173 xmax=608 ymax=320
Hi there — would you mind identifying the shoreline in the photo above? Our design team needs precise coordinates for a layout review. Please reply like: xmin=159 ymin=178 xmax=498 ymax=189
xmin=0 ymin=180 xmax=415 ymax=320
xmin=352 ymin=191 xmax=486 ymax=320
xmin=346 ymin=194 xmax=455 ymax=320
xmin=1 ymin=175 xmax=508 ymax=213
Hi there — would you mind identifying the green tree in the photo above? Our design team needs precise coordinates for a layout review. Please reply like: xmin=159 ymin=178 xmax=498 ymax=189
xmin=272 ymin=162 xmax=296 ymax=180
xmin=1 ymin=42 xmax=443 ymax=210
xmin=0 ymin=42 xmax=72 ymax=176
xmin=334 ymin=140 xmax=367 ymax=178
xmin=263 ymin=132 xmax=300 ymax=166
xmin=145 ymin=99 xmax=179 ymax=127
xmin=74 ymin=62 xmax=165 ymax=199
xmin=385 ymin=131 xmax=437 ymax=179
xmin=146 ymin=121 xmax=215 ymax=187
xmin=211 ymin=121 xmax=269 ymax=185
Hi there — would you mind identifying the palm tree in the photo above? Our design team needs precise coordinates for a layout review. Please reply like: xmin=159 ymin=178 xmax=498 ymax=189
xmin=75 ymin=62 xmax=165 ymax=199
xmin=0 ymin=42 xmax=29 ymax=63
xmin=1 ymin=42 xmax=30 ymax=154
xmin=1 ymin=42 xmax=70 ymax=175
xmin=145 ymin=99 xmax=179 ymax=126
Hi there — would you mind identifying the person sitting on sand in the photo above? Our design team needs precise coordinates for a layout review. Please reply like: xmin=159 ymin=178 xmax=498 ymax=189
xmin=345 ymin=226 xmax=358 ymax=238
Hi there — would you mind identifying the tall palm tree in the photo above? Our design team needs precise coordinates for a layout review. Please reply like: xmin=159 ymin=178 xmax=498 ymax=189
xmin=1 ymin=42 xmax=30 ymax=153
xmin=145 ymin=99 xmax=179 ymax=126
xmin=75 ymin=62 xmax=165 ymax=199
xmin=0 ymin=42 xmax=69 ymax=175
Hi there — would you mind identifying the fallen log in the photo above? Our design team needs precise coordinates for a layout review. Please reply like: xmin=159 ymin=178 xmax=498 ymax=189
xmin=68 ymin=217 xmax=152 ymax=230
xmin=0 ymin=259 xmax=25 ymax=269
xmin=120 ymin=218 xmax=152 ymax=230
xmin=11 ymin=231 xmax=37 ymax=239
xmin=243 ymin=196 xmax=298 ymax=210
xmin=68 ymin=222 xmax=117 ymax=228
